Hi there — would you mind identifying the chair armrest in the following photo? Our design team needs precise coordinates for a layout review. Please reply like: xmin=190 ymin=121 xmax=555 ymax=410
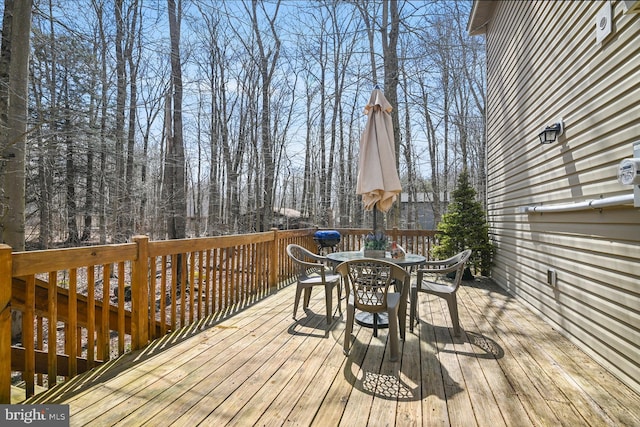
xmin=416 ymin=250 xmax=471 ymax=285
xmin=297 ymin=259 xmax=333 ymax=279
xmin=416 ymin=263 xmax=462 ymax=283
xmin=306 ymin=252 xmax=327 ymax=262
xmin=416 ymin=263 xmax=459 ymax=275
xmin=297 ymin=259 xmax=327 ymax=270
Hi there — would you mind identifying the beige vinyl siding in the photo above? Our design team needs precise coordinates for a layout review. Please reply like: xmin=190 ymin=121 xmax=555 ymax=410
xmin=481 ymin=0 xmax=640 ymax=394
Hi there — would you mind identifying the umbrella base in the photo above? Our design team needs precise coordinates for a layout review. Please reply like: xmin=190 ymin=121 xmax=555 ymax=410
xmin=355 ymin=312 xmax=389 ymax=337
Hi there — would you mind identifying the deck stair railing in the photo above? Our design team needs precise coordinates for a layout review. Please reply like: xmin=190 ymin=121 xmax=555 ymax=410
xmin=0 ymin=227 xmax=437 ymax=403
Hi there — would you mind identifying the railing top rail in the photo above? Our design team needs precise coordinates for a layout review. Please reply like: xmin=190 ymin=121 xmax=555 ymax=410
xmin=12 ymin=243 xmax=138 ymax=277
xmin=9 ymin=229 xmax=437 ymax=277
xmin=146 ymin=231 xmax=275 ymax=257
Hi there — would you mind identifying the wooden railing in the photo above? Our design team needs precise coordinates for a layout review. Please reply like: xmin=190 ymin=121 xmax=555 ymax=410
xmin=0 ymin=227 xmax=437 ymax=403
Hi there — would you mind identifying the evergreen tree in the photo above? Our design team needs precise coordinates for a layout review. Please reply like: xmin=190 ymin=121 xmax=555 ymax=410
xmin=432 ymin=168 xmax=493 ymax=276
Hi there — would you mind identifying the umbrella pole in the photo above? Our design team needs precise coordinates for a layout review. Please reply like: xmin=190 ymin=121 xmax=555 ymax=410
xmin=373 ymin=203 xmax=382 ymax=233
xmin=373 ymin=207 xmax=377 ymax=231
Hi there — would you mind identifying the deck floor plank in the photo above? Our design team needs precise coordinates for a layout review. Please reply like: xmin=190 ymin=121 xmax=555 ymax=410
xmin=210 ymin=308 xmax=330 ymax=425
xmin=141 ymin=291 xmax=323 ymax=426
xmin=51 ymin=305 xmax=272 ymax=424
xmin=394 ymin=328 xmax=422 ymax=426
xmin=256 ymin=312 xmax=347 ymax=427
xmin=369 ymin=333 xmax=401 ymax=427
xmin=272 ymin=331 xmax=345 ymax=427
xmin=311 ymin=324 xmax=370 ymax=427
xmin=478 ymin=286 xmax=609 ymax=426
xmin=97 ymin=299 xmax=292 ymax=426
xmin=464 ymin=281 xmax=640 ymax=427
xmin=494 ymin=286 xmax=640 ymax=427
xmin=430 ymin=295 xmax=478 ymax=427
xmin=337 ymin=329 xmax=384 ymax=427
xmin=417 ymin=292 xmax=451 ymax=427
xmin=462 ymin=284 xmax=565 ymax=427
xmin=23 ymin=278 xmax=640 ymax=427
xmin=457 ymin=285 xmax=533 ymax=427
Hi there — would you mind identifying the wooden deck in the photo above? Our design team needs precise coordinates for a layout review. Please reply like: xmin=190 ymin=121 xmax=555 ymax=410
xmin=27 ymin=277 xmax=640 ymax=426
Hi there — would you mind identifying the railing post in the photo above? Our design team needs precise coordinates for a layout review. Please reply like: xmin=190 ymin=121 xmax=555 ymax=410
xmin=131 ymin=235 xmax=149 ymax=350
xmin=269 ymin=228 xmax=279 ymax=291
xmin=0 ymin=244 xmax=12 ymax=403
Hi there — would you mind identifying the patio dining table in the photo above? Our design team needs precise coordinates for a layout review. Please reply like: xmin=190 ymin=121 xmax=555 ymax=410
xmin=326 ymin=250 xmax=426 ymax=269
xmin=326 ymin=251 xmax=426 ymax=329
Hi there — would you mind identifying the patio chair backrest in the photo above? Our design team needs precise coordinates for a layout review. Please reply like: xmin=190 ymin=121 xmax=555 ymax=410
xmin=418 ymin=249 xmax=472 ymax=291
xmin=336 ymin=258 xmax=409 ymax=313
xmin=286 ymin=244 xmax=327 ymax=280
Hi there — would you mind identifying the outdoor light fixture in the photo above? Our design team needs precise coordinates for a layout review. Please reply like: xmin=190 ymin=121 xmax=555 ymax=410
xmin=538 ymin=119 xmax=564 ymax=144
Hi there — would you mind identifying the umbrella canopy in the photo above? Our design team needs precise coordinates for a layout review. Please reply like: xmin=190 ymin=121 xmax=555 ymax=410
xmin=356 ymin=88 xmax=402 ymax=213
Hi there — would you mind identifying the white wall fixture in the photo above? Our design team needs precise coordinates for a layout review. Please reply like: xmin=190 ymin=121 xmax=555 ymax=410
xmin=635 ymin=142 xmax=640 ymax=207
xmin=616 ymin=142 xmax=640 ymax=207
xmin=595 ymin=1 xmax=612 ymax=44
xmin=617 ymin=158 xmax=640 ymax=186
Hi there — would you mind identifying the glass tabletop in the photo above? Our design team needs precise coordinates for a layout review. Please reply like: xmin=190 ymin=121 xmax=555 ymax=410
xmin=325 ymin=251 xmax=426 ymax=267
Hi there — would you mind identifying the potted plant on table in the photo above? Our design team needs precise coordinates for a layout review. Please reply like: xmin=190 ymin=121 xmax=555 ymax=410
xmin=364 ymin=231 xmax=388 ymax=258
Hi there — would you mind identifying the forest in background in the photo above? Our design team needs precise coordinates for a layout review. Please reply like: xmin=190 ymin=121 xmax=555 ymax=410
xmin=0 ymin=0 xmax=485 ymax=250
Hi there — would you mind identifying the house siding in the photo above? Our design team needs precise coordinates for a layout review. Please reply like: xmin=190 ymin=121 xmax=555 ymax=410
xmin=477 ymin=0 xmax=640 ymax=393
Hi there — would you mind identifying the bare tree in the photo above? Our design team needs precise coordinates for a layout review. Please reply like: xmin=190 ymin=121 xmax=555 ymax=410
xmin=164 ymin=0 xmax=186 ymax=240
xmin=62 ymin=56 xmax=79 ymax=245
xmin=5 ymin=0 xmax=487 ymax=245
xmin=113 ymin=0 xmax=127 ymax=242
xmin=124 ymin=0 xmax=142 ymax=237
xmin=399 ymin=50 xmax=418 ymax=228
xmin=0 ymin=0 xmax=32 ymax=340
xmin=0 ymin=0 xmax=32 ymax=251
xmin=94 ymin=0 xmax=110 ymax=245
xmin=246 ymin=0 xmax=281 ymax=231
xmin=31 ymin=0 xmax=56 ymax=248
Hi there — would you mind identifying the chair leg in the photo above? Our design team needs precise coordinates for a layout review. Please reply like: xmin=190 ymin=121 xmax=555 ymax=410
xmin=303 ymin=287 xmax=312 ymax=309
xmin=293 ymin=285 xmax=303 ymax=319
xmin=324 ymin=284 xmax=332 ymax=324
xmin=446 ymin=294 xmax=461 ymax=336
xmin=409 ymin=287 xmax=418 ymax=333
xmin=387 ymin=308 xmax=399 ymax=362
xmin=399 ymin=296 xmax=407 ymax=341
xmin=343 ymin=304 xmax=355 ymax=356
xmin=372 ymin=313 xmax=378 ymax=337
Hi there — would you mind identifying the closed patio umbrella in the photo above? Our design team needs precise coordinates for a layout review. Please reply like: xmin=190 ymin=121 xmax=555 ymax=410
xmin=356 ymin=88 xmax=402 ymax=225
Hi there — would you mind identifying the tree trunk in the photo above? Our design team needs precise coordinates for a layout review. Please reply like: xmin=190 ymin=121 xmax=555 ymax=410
xmin=0 ymin=0 xmax=32 ymax=341
xmin=64 ymin=95 xmax=79 ymax=245
xmin=248 ymin=0 xmax=281 ymax=231
xmin=114 ymin=0 xmax=126 ymax=243
xmin=0 ymin=0 xmax=31 ymax=250
xmin=167 ymin=0 xmax=186 ymax=240
xmin=381 ymin=0 xmax=401 ymax=227
xmin=124 ymin=0 xmax=141 ymax=239
xmin=94 ymin=1 xmax=108 ymax=245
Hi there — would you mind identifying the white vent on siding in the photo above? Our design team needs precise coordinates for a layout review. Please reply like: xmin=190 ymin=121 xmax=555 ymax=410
xmin=624 ymin=0 xmax=640 ymax=13
xmin=595 ymin=2 xmax=613 ymax=44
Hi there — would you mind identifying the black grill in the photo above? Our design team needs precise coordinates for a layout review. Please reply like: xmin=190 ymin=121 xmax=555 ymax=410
xmin=313 ymin=230 xmax=341 ymax=253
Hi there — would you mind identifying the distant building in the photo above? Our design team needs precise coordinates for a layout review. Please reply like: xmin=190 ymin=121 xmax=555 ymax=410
xmin=398 ymin=192 xmax=449 ymax=229
xmin=271 ymin=207 xmax=311 ymax=230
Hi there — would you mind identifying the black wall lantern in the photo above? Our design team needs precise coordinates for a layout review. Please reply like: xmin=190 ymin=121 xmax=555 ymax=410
xmin=538 ymin=119 xmax=564 ymax=144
